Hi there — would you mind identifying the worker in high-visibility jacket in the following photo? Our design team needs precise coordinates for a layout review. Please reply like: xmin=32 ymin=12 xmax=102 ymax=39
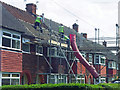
xmin=59 ymin=24 xmax=64 ymax=38
xmin=64 ymin=35 xmax=70 ymax=46
xmin=34 ymin=15 xmax=43 ymax=33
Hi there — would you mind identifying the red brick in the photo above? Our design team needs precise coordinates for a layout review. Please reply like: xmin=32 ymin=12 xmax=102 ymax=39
xmin=1 ymin=50 xmax=22 ymax=72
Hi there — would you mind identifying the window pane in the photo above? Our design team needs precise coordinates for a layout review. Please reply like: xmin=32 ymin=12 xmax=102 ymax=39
xmin=12 ymin=40 xmax=20 ymax=49
xmin=95 ymin=55 xmax=99 ymax=64
xmin=13 ymin=35 xmax=20 ymax=39
xmin=12 ymin=74 xmax=19 ymax=77
xmin=22 ymin=43 xmax=30 ymax=52
xmin=2 ymin=79 xmax=10 ymax=85
xmin=89 ymin=54 xmax=92 ymax=63
xmin=36 ymin=45 xmax=43 ymax=54
xmin=49 ymin=79 xmax=55 ymax=84
xmin=51 ymin=49 xmax=55 ymax=56
xmin=3 ymin=32 xmax=11 ymax=37
xmin=2 ymin=74 xmax=10 ymax=77
xmin=11 ymin=79 xmax=19 ymax=85
xmin=2 ymin=37 xmax=11 ymax=47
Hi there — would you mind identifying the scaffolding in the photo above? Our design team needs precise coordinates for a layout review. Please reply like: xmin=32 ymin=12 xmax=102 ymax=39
xmin=34 ymin=19 xmax=118 ymax=84
xmin=34 ymin=19 xmax=87 ymax=84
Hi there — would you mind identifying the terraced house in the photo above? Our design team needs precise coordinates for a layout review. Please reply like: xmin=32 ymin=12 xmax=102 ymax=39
xmin=0 ymin=1 xmax=118 ymax=86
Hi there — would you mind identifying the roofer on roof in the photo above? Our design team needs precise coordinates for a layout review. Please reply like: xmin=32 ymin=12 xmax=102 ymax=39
xmin=34 ymin=14 xmax=44 ymax=33
xmin=59 ymin=24 xmax=64 ymax=38
xmin=64 ymin=35 xmax=70 ymax=46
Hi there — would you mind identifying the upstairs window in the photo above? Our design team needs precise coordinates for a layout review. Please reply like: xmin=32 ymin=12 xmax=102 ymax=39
xmin=48 ymin=47 xmax=57 ymax=57
xmin=22 ymin=38 xmax=30 ymax=52
xmin=94 ymin=54 xmax=99 ymax=64
xmin=108 ymin=61 xmax=116 ymax=69
xmin=100 ymin=56 xmax=106 ymax=65
xmin=36 ymin=45 xmax=43 ymax=55
xmin=48 ymin=47 xmax=65 ymax=58
xmin=94 ymin=54 xmax=106 ymax=65
xmin=2 ymin=31 xmax=21 ymax=49
xmin=69 ymin=52 xmax=75 ymax=60
xmin=81 ymin=51 xmax=86 ymax=58
xmin=88 ymin=54 xmax=92 ymax=64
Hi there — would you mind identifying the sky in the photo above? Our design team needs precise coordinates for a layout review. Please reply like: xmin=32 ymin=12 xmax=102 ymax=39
xmin=1 ymin=0 xmax=120 ymax=46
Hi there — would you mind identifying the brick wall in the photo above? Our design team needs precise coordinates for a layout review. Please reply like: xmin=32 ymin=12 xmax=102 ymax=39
xmin=94 ymin=65 xmax=106 ymax=76
xmin=50 ymin=57 xmax=68 ymax=74
xmin=108 ymin=69 xmax=117 ymax=77
xmin=22 ymin=53 xmax=49 ymax=83
xmin=1 ymin=50 xmax=22 ymax=72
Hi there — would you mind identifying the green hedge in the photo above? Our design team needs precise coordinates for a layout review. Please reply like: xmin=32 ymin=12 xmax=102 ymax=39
xmin=1 ymin=83 xmax=120 ymax=90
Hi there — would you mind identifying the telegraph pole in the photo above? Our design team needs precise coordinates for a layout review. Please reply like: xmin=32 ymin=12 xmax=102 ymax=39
xmin=98 ymin=28 xmax=99 ymax=44
xmin=116 ymin=24 xmax=120 ymax=78
xmin=95 ymin=28 xmax=97 ymax=44
xmin=49 ymin=19 xmax=52 ymax=74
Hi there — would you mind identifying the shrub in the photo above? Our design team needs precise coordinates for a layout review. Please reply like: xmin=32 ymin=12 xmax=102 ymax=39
xmin=1 ymin=83 xmax=120 ymax=90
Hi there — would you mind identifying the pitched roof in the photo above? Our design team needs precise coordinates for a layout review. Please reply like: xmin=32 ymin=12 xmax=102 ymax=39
xmin=0 ymin=3 xmax=26 ymax=33
xmin=0 ymin=1 xmax=117 ymax=61
xmin=1 ymin=1 xmax=35 ymax=24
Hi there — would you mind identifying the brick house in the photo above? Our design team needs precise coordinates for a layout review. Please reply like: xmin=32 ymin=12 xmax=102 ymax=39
xmin=0 ymin=1 xmax=118 ymax=85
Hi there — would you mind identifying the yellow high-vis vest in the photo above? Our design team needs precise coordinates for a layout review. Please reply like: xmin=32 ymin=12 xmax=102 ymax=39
xmin=59 ymin=26 xmax=64 ymax=33
xmin=35 ymin=16 xmax=42 ymax=24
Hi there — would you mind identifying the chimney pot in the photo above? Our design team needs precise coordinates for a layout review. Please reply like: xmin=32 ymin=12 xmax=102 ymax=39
xmin=103 ymin=40 xmax=107 ymax=47
xmin=26 ymin=3 xmax=36 ymax=15
xmin=72 ymin=23 xmax=79 ymax=32
xmin=83 ymin=33 xmax=87 ymax=39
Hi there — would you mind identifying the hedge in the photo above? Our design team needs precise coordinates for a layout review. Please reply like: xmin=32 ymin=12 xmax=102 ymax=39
xmin=1 ymin=83 xmax=120 ymax=90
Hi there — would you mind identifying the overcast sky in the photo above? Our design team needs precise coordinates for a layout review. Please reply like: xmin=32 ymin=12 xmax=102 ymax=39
xmin=1 ymin=0 xmax=120 ymax=46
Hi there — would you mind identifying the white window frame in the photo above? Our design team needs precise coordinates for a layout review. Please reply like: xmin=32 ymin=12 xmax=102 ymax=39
xmin=69 ymin=52 xmax=75 ymax=60
xmin=94 ymin=54 xmax=106 ymax=65
xmin=2 ymin=31 xmax=21 ymax=50
xmin=47 ymin=47 xmax=65 ymax=58
xmin=47 ymin=47 xmax=57 ymax=57
xmin=94 ymin=54 xmax=100 ymax=64
xmin=108 ymin=61 xmax=116 ymax=69
xmin=22 ymin=38 xmax=30 ymax=53
xmin=88 ymin=54 xmax=92 ymax=64
xmin=100 ymin=77 xmax=106 ymax=83
xmin=80 ymin=51 xmax=86 ymax=58
xmin=36 ymin=45 xmax=43 ymax=56
xmin=100 ymin=55 xmax=106 ymax=65
xmin=71 ymin=75 xmax=85 ymax=83
xmin=1 ymin=72 xmax=20 ymax=85
xmin=47 ymin=74 xmax=67 ymax=84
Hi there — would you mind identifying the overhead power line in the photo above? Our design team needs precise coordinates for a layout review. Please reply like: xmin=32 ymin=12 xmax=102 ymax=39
xmin=52 ymin=0 xmax=95 ymax=28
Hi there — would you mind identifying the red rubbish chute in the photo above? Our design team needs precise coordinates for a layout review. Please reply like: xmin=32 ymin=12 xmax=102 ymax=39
xmin=70 ymin=34 xmax=99 ymax=78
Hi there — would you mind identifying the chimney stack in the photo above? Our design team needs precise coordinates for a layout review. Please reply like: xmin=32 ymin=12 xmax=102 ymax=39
xmin=26 ymin=3 xmax=36 ymax=15
xmin=82 ymin=33 xmax=87 ymax=39
xmin=103 ymin=40 xmax=107 ymax=47
xmin=72 ymin=23 xmax=79 ymax=32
